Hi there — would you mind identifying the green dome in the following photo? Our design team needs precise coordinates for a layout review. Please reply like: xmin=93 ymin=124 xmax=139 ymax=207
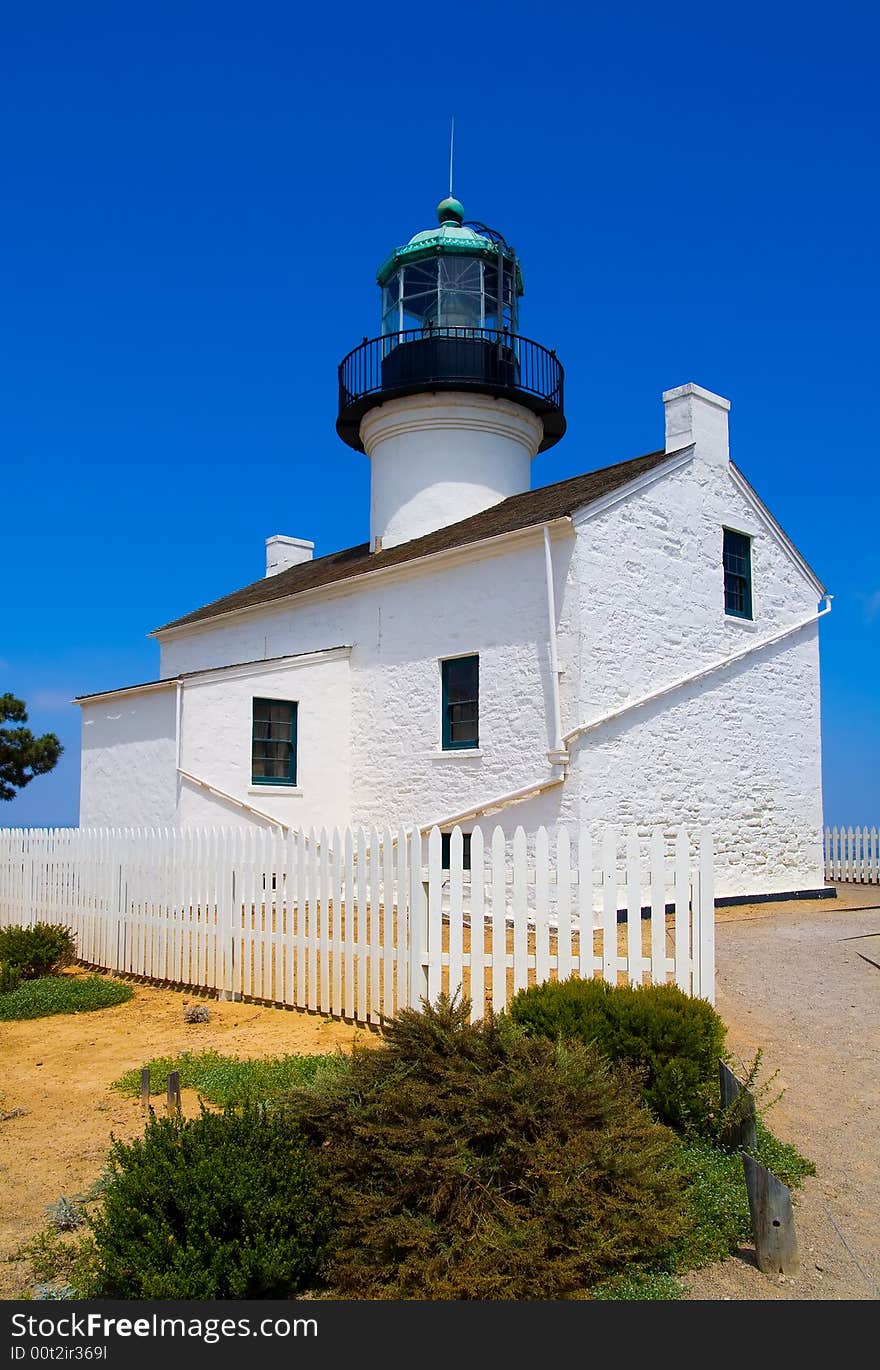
xmin=376 ymin=199 xmax=524 ymax=294
xmin=436 ymin=195 xmax=464 ymax=224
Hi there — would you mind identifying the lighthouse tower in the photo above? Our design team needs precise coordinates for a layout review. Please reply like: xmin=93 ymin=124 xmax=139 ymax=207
xmin=337 ymin=198 xmax=566 ymax=551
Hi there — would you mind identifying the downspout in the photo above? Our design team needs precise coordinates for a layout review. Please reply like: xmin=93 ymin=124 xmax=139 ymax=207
xmin=175 ymin=680 xmax=183 ymax=816
xmin=565 ymin=596 xmax=833 ymax=748
xmin=418 ymin=772 xmax=565 ymax=836
xmin=543 ymin=524 xmax=568 ymax=766
xmin=177 ymin=768 xmax=292 ymax=833
xmin=416 ymin=595 xmax=832 ymax=837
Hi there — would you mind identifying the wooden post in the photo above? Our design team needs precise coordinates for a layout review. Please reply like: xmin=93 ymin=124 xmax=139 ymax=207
xmin=719 ymin=1059 xmax=758 ymax=1152
xmin=742 ymin=1153 xmax=800 ymax=1276
xmin=166 ymin=1070 xmax=181 ymax=1117
xmin=140 ymin=1067 xmax=150 ymax=1114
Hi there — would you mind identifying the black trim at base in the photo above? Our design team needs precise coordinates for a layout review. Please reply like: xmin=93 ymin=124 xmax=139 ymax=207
xmin=715 ymin=885 xmax=837 ymax=908
xmin=617 ymin=885 xmax=837 ymax=922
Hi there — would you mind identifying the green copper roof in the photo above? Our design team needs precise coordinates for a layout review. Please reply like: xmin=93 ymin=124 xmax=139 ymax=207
xmin=376 ymin=198 xmax=524 ymax=293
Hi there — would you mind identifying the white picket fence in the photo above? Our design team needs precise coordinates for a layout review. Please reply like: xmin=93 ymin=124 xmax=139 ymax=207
xmin=824 ymin=826 xmax=880 ymax=884
xmin=0 ymin=823 xmax=715 ymax=1018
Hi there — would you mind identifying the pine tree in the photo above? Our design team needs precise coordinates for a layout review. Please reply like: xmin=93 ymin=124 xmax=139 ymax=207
xmin=0 ymin=694 xmax=63 ymax=800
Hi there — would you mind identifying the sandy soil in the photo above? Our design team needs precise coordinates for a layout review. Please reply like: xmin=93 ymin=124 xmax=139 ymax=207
xmin=2 ymin=883 xmax=877 ymax=1301
xmin=0 ymin=974 xmax=367 ymax=1298
xmin=684 ymin=883 xmax=880 ymax=1301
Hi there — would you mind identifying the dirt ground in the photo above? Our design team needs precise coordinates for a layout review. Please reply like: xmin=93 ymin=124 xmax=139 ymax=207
xmin=684 ymin=882 xmax=880 ymax=1301
xmin=0 ymin=976 xmax=366 ymax=1298
xmin=2 ymin=883 xmax=878 ymax=1301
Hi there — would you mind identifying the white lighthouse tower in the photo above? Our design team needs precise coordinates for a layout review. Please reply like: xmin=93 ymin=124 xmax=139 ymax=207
xmin=337 ymin=197 xmax=566 ymax=550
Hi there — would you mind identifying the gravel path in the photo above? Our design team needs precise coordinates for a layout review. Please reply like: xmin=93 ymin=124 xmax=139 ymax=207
xmin=684 ymin=884 xmax=880 ymax=1301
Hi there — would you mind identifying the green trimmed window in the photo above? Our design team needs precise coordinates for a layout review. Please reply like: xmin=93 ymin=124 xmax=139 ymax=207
xmin=723 ymin=528 xmax=753 ymax=619
xmin=251 ymin=698 xmax=297 ymax=785
xmin=441 ymin=832 xmax=472 ymax=871
xmin=441 ymin=654 xmax=479 ymax=751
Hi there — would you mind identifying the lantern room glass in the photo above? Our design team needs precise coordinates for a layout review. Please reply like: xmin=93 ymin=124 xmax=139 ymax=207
xmin=381 ymin=254 xmax=519 ymax=339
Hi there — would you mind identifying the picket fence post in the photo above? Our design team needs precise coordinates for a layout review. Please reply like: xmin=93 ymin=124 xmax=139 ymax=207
xmin=407 ymin=825 xmax=428 ymax=1011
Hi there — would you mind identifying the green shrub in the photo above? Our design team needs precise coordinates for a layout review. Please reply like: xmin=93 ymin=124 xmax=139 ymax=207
xmin=90 ymin=1106 xmax=332 ymax=1298
xmin=0 ymin=923 xmax=76 ymax=979
xmin=285 ymin=995 xmax=685 ymax=1300
xmin=509 ymin=977 xmax=727 ymax=1132
xmin=0 ymin=960 xmax=21 ymax=994
xmin=0 ymin=974 xmax=132 ymax=1021
xmin=113 ymin=1049 xmax=347 ymax=1108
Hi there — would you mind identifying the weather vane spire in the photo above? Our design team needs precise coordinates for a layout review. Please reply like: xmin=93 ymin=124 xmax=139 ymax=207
xmin=448 ymin=115 xmax=455 ymax=199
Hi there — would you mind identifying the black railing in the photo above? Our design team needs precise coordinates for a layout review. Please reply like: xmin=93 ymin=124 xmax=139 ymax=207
xmin=337 ymin=327 xmax=565 ymax=453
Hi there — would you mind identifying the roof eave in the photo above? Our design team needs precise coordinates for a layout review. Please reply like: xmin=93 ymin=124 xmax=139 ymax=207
xmin=151 ymin=517 xmax=575 ymax=642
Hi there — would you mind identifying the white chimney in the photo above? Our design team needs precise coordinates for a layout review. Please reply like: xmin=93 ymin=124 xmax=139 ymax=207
xmin=265 ymin=535 xmax=314 ymax=577
xmin=662 ymin=382 xmax=730 ymax=466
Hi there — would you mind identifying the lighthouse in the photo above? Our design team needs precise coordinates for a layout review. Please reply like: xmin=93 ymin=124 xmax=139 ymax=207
xmin=337 ymin=197 xmax=566 ymax=551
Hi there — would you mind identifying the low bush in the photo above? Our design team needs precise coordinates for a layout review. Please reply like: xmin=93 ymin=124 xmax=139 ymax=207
xmin=0 ymin=960 xmax=21 ymax=994
xmin=285 ymin=995 xmax=686 ymax=1300
xmin=509 ymin=977 xmax=727 ymax=1132
xmin=0 ymin=923 xmax=76 ymax=979
xmin=0 ymin=974 xmax=132 ymax=1021
xmin=113 ymin=1050 xmax=346 ymax=1108
xmin=90 ymin=1106 xmax=332 ymax=1298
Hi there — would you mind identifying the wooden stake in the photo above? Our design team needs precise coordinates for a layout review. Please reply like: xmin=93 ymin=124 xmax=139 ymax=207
xmin=719 ymin=1059 xmax=757 ymax=1152
xmin=166 ymin=1070 xmax=181 ymax=1117
xmin=140 ymin=1067 xmax=150 ymax=1113
xmin=742 ymin=1152 xmax=800 ymax=1276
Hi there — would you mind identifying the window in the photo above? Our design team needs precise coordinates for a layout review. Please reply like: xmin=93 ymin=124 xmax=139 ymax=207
xmin=441 ymin=655 xmax=479 ymax=750
xmin=723 ymin=528 xmax=753 ymax=619
xmin=251 ymin=698 xmax=297 ymax=785
xmin=441 ymin=832 xmax=472 ymax=871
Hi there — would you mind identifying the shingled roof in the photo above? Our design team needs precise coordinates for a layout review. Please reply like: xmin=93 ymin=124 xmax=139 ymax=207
xmin=154 ymin=447 xmax=677 ymax=634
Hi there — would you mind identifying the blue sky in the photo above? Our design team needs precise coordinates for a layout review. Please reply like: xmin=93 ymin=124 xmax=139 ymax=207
xmin=2 ymin=1 xmax=877 ymax=828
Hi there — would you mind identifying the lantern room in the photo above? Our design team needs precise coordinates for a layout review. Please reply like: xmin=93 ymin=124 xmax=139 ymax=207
xmin=378 ymin=196 xmax=521 ymax=336
xmin=336 ymin=197 xmax=566 ymax=455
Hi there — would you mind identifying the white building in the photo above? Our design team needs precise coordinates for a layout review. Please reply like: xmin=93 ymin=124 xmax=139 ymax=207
xmin=77 ymin=196 xmax=830 ymax=900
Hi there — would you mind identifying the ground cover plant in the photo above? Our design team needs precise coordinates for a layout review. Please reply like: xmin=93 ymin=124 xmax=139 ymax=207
xmin=0 ymin=974 xmax=132 ymax=1021
xmin=114 ymin=1049 xmax=345 ymax=1108
xmin=86 ymin=1107 xmax=332 ymax=1298
xmin=0 ymin=923 xmax=76 ymax=979
xmin=671 ymin=1122 xmax=815 ymax=1270
xmin=284 ymin=996 xmax=687 ymax=1300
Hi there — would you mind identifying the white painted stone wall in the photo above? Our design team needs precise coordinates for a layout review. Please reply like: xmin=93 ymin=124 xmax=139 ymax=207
xmin=159 ymin=532 xmax=565 ymax=837
xmin=78 ymin=652 xmax=352 ymax=834
xmin=80 ymin=687 xmax=178 ymax=827
xmin=176 ymin=652 xmax=351 ymax=832
xmin=82 ymin=385 xmax=827 ymax=898
xmin=562 ymin=386 xmax=825 ymax=894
